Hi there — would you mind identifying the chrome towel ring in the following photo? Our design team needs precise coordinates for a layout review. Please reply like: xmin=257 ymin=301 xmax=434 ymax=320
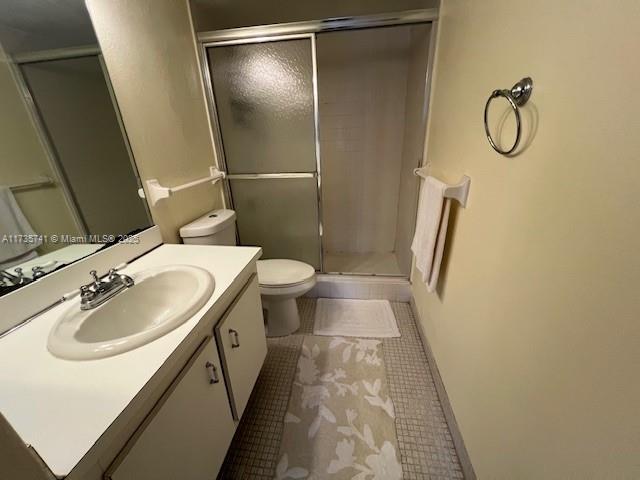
xmin=484 ymin=77 xmax=533 ymax=155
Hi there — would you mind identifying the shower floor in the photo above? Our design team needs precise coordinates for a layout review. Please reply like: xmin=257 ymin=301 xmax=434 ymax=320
xmin=323 ymin=252 xmax=403 ymax=275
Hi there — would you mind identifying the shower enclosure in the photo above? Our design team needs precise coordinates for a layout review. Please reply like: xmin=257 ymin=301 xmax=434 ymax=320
xmin=201 ymin=11 xmax=435 ymax=278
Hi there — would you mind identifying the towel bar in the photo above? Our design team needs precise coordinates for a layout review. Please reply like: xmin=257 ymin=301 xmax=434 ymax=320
xmin=138 ymin=166 xmax=225 ymax=207
xmin=413 ymin=167 xmax=470 ymax=208
xmin=8 ymin=176 xmax=54 ymax=191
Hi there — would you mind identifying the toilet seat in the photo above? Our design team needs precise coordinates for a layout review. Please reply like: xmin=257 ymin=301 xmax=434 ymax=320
xmin=258 ymin=277 xmax=316 ymax=298
xmin=257 ymin=259 xmax=315 ymax=288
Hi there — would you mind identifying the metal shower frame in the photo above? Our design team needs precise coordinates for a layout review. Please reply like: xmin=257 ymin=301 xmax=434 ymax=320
xmin=197 ymin=8 xmax=439 ymax=277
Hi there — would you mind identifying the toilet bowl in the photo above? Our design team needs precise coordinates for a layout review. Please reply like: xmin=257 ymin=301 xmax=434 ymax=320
xmin=257 ymin=259 xmax=316 ymax=337
xmin=180 ymin=209 xmax=316 ymax=337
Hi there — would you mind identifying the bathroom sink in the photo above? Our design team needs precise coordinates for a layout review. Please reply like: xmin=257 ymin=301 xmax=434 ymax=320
xmin=47 ymin=265 xmax=214 ymax=360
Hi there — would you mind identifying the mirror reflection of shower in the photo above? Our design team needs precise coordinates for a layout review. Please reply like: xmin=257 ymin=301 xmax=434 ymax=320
xmin=0 ymin=0 xmax=152 ymax=292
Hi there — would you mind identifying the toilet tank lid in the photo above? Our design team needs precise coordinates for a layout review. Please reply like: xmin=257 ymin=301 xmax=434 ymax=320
xmin=179 ymin=209 xmax=236 ymax=238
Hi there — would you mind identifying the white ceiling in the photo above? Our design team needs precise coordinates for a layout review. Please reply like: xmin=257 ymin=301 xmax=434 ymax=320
xmin=0 ymin=0 xmax=96 ymax=54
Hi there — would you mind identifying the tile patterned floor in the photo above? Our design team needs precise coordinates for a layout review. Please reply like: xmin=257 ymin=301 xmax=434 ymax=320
xmin=219 ymin=299 xmax=463 ymax=479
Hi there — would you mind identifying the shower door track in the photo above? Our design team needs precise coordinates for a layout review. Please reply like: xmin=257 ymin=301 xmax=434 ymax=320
xmin=197 ymin=9 xmax=438 ymax=43
xmin=198 ymin=9 xmax=440 ymax=278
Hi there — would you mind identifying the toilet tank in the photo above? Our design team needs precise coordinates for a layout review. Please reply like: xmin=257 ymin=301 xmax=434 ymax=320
xmin=179 ymin=209 xmax=237 ymax=246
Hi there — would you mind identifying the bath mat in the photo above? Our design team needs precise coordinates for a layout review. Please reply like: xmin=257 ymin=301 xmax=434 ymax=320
xmin=313 ymin=298 xmax=400 ymax=338
xmin=276 ymin=336 xmax=401 ymax=480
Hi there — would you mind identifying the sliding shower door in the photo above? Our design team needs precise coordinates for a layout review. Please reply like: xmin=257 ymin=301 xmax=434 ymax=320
xmin=206 ymin=36 xmax=321 ymax=269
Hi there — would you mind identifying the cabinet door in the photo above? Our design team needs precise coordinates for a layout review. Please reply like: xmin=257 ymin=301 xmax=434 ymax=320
xmin=106 ymin=336 xmax=235 ymax=480
xmin=215 ymin=274 xmax=267 ymax=419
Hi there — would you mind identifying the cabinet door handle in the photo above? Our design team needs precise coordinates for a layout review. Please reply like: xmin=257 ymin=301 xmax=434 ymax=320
xmin=205 ymin=361 xmax=219 ymax=384
xmin=229 ymin=329 xmax=240 ymax=348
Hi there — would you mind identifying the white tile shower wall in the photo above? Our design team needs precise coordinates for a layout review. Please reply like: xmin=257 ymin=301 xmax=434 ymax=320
xmin=317 ymin=27 xmax=411 ymax=255
xmin=394 ymin=24 xmax=432 ymax=275
xmin=305 ymin=274 xmax=411 ymax=302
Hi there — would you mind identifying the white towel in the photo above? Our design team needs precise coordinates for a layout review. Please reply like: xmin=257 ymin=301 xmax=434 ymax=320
xmin=0 ymin=186 xmax=41 ymax=264
xmin=411 ymin=176 xmax=451 ymax=292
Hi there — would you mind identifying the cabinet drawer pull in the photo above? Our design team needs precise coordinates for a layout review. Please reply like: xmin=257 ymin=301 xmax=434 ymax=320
xmin=229 ymin=329 xmax=240 ymax=348
xmin=205 ymin=361 xmax=220 ymax=384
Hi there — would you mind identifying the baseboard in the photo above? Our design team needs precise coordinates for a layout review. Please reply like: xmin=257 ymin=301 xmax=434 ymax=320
xmin=409 ymin=296 xmax=477 ymax=480
xmin=305 ymin=274 xmax=411 ymax=301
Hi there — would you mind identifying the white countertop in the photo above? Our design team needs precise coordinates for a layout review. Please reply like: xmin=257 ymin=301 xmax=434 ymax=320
xmin=0 ymin=244 xmax=261 ymax=477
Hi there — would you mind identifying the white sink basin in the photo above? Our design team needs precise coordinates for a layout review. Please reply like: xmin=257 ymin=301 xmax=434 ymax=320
xmin=47 ymin=265 xmax=214 ymax=360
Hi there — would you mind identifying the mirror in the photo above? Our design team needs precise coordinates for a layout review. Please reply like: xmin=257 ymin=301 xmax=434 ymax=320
xmin=0 ymin=0 xmax=152 ymax=296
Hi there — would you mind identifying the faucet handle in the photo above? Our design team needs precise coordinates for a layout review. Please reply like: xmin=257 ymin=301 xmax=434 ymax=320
xmin=80 ymin=284 xmax=92 ymax=298
xmin=14 ymin=267 xmax=24 ymax=284
xmin=89 ymin=270 xmax=101 ymax=287
xmin=108 ymin=263 xmax=129 ymax=280
xmin=31 ymin=266 xmax=45 ymax=279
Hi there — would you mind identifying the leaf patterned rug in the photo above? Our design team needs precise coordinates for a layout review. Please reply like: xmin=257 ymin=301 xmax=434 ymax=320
xmin=275 ymin=336 xmax=401 ymax=480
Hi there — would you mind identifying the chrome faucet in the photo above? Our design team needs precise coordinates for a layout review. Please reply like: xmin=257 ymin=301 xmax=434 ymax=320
xmin=0 ymin=267 xmax=31 ymax=286
xmin=80 ymin=264 xmax=134 ymax=310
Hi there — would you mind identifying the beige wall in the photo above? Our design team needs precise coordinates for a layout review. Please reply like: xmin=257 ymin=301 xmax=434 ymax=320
xmin=0 ymin=49 xmax=80 ymax=254
xmin=86 ymin=0 xmax=224 ymax=243
xmin=318 ymin=27 xmax=410 ymax=255
xmin=412 ymin=0 xmax=640 ymax=478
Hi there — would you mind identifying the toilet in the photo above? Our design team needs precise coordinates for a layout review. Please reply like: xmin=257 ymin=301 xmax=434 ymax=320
xmin=179 ymin=209 xmax=316 ymax=337
xmin=255 ymin=259 xmax=315 ymax=336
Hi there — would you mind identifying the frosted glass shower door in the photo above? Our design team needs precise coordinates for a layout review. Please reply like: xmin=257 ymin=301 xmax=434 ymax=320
xmin=207 ymin=36 xmax=321 ymax=268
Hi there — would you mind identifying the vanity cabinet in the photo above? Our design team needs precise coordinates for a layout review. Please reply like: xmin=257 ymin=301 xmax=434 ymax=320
xmin=104 ymin=272 xmax=267 ymax=480
xmin=215 ymin=274 xmax=268 ymax=419
xmin=105 ymin=335 xmax=234 ymax=480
